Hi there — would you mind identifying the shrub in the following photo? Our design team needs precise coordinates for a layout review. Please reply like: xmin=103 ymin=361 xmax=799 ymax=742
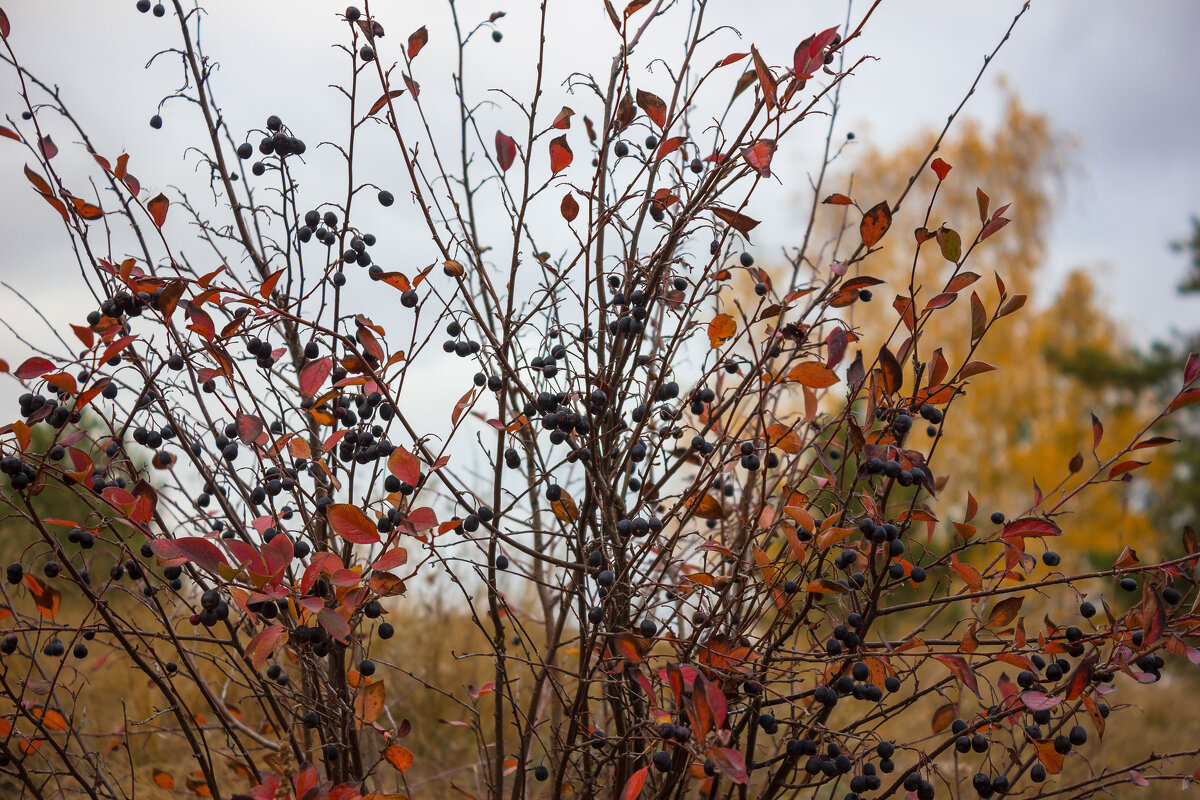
xmin=0 ymin=3 xmax=1198 ymax=799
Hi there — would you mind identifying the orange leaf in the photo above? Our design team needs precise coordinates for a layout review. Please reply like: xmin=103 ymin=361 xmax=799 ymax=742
xmin=23 ymin=574 xmax=61 ymax=619
xmin=147 ymin=193 xmax=169 ymax=228
xmin=327 ymin=504 xmax=381 ymax=545
xmin=452 ymin=388 xmax=474 ymax=426
xmin=354 ymin=680 xmax=387 ymax=725
xmin=859 ymin=201 xmax=892 ymax=247
xmin=548 ymin=135 xmax=572 ymax=174
xmin=1032 ymin=739 xmax=1065 ymax=774
xmin=620 ymin=766 xmax=649 ymax=800
xmin=765 ymin=423 xmax=802 ymax=454
xmin=384 ymin=744 xmax=414 ymax=773
xmin=787 ymin=362 xmax=837 ymax=388
xmin=369 ymin=89 xmax=405 ymax=115
xmin=707 ymin=314 xmax=736 ymax=348
xmin=153 ymin=770 xmax=175 ymax=789
xmin=740 ymin=139 xmax=776 ymax=177
xmin=931 ymin=702 xmax=957 ymax=734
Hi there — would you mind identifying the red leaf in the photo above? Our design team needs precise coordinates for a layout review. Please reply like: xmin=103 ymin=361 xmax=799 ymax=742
xmin=236 ymin=412 xmax=265 ymax=445
xmin=749 ymin=45 xmax=776 ymax=109
xmin=299 ymin=357 xmax=332 ymax=396
xmin=260 ymin=267 xmax=285 ymax=299
xmin=1169 ymin=387 xmax=1200 ymax=413
xmin=151 ymin=537 xmax=229 ymax=575
xmin=614 ymin=90 xmax=635 ymax=132
xmin=15 ymin=357 xmax=55 ymax=379
xmin=859 ymin=201 xmax=892 ymax=247
xmin=635 ymin=90 xmax=667 ymax=129
xmin=717 ymin=52 xmax=749 ymax=67
xmin=327 ymin=504 xmax=381 ymax=545
xmin=1020 ymin=691 xmax=1062 ymax=711
xmin=930 ymin=157 xmax=952 ymax=181
xmin=1184 ymin=352 xmax=1199 ymax=385
xmin=246 ymin=625 xmax=287 ymax=669
xmin=619 ymin=767 xmax=649 ymax=800
xmin=981 ymin=216 xmax=1010 ymax=241
xmin=549 ymin=135 xmax=572 ymax=174
xmin=823 ymin=193 xmax=852 ymax=205
xmin=368 ymin=89 xmax=405 ymax=116
xmin=495 ymin=131 xmax=517 ymax=172
xmin=704 ymin=747 xmax=748 ymax=785
xmin=1091 ymin=411 xmax=1104 ymax=451
xmin=654 ymin=136 xmax=686 ymax=160
xmin=711 ymin=206 xmax=760 ymax=240
xmin=387 ymin=445 xmax=421 ymax=486
xmin=1001 ymin=517 xmax=1062 ymax=540
xmin=741 ymin=139 xmax=776 ymax=177
xmin=371 ymin=548 xmax=409 ymax=572
xmin=318 ymin=607 xmax=351 ymax=643
xmin=147 ymin=193 xmax=169 ymax=228
xmin=406 ymin=507 xmax=439 ymax=533
xmin=923 ymin=292 xmax=958 ymax=311
xmin=0 ymin=125 xmax=19 ymax=141
xmin=793 ymin=26 xmax=839 ymax=80
xmin=551 ymin=106 xmax=574 ymax=129
xmin=934 ymin=654 xmax=979 ymax=695
xmin=24 ymin=163 xmax=52 ymax=195
xmin=623 ymin=0 xmax=650 ymax=17
xmin=38 ymin=135 xmax=57 ymax=160
xmin=1108 ymin=460 xmax=1148 ymax=480
xmin=878 ymin=346 xmax=903 ymax=395
xmin=407 ymin=26 xmax=428 ymax=58
xmin=0 ymin=10 xmax=9 ymax=39
xmin=960 ymin=360 xmax=997 ymax=378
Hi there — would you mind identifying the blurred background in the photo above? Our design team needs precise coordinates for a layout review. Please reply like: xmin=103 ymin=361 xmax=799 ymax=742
xmin=0 ymin=0 xmax=1198 ymax=796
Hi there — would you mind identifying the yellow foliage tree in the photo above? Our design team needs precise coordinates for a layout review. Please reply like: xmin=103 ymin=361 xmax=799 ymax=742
xmin=805 ymin=98 xmax=1168 ymax=562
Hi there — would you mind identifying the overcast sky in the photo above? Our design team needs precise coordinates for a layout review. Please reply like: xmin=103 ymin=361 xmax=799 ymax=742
xmin=1 ymin=0 xmax=1197 ymax=385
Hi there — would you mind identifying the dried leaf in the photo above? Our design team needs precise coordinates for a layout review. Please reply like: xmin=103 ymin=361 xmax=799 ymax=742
xmin=635 ymin=90 xmax=667 ymax=129
xmin=859 ymin=202 xmax=892 ymax=248
xmin=560 ymin=192 xmax=579 ymax=222
xmin=407 ymin=26 xmax=428 ymax=58
xmin=986 ymin=596 xmax=1023 ymax=628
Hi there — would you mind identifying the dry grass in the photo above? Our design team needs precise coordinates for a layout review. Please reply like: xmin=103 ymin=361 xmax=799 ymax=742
xmin=2 ymin=509 xmax=1196 ymax=799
